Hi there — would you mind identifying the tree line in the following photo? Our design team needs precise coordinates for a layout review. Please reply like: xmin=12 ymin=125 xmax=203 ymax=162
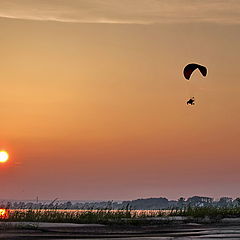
xmin=1 ymin=196 xmax=240 ymax=210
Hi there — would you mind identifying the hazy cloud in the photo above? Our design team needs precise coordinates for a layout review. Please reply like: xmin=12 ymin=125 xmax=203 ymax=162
xmin=0 ymin=0 xmax=239 ymax=24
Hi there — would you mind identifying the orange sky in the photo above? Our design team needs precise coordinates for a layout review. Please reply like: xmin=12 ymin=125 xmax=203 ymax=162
xmin=0 ymin=1 xmax=240 ymax=200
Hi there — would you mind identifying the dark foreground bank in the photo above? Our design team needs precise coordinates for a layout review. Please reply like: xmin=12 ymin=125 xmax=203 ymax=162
xmin=1 ymin=219 xmax=240 ymax=239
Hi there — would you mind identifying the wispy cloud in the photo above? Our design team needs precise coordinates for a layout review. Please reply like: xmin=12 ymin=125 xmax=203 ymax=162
xmin=0 ymin=0 xmax=239 ymax=24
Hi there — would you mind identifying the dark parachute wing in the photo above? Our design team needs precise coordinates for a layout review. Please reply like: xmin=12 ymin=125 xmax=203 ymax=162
xmin=183 ymin=63 xmax=207 ymax=80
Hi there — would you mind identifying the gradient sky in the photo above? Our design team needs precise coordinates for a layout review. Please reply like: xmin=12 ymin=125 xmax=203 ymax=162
xmin=0 ymin=0 xmax=240 ymax=201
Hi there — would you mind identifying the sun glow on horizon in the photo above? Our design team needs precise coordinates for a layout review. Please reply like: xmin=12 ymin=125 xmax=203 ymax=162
xmin=0 ymin=209 xmax=9 ymax=219
xmin=0 ymin=151 xmax=9 ymax=163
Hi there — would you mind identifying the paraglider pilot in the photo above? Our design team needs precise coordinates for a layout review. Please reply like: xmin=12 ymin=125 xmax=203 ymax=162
xmin=187 ymin=97 xmax=195 ymax=105
xmin=183 ymin=63 xmax=208 ymax=105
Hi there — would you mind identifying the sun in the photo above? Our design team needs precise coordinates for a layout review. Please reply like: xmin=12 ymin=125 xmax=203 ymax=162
xmin=0 ymin=151 xmax=9 ymax=163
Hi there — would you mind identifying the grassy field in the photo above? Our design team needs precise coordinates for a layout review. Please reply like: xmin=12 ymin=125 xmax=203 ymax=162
xmin=1 ymin=207 xmax=240 ymax=224
xmin=2 ymin=209 xmax=164 ymax=224
xmin=170 ymin=206 xmax=240 ymax=220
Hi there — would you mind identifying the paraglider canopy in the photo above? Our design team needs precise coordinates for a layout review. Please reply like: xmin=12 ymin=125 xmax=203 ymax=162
xmin=183 ymin=63 xmax=207 ymax=80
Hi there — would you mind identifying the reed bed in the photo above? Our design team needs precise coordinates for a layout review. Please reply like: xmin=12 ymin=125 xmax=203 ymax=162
xmin=170 ymin=206 xmax=240 ymax=219
xmin=3 ymin=209 xmax=164 ymax=224
xmin=3 ymin=207 xmax=240 ymax=224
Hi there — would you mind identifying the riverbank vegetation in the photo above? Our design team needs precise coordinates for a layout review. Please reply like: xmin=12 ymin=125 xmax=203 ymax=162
xmin=1 ymin=209 xmax=164 ymax=224
xmin=170 ymin=206 xmax=240 ymax=220
xmin=1 ymin=206 xmax=240 ymax=224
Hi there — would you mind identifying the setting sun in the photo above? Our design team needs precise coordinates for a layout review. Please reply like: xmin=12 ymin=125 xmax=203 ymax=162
xmin=0 ymin=151 xmax=9 ymax=163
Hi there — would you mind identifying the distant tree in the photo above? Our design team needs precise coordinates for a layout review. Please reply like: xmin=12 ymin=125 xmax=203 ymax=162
xmin=177 ymin=197 xmax=186 ymax=208
xmin=234 ymin=198 xmax=240 ymax=206
xmin=218 ymin=197 xmax=233 ymax=207
xmin=187 ymin=196 xmax=213 ymax=207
